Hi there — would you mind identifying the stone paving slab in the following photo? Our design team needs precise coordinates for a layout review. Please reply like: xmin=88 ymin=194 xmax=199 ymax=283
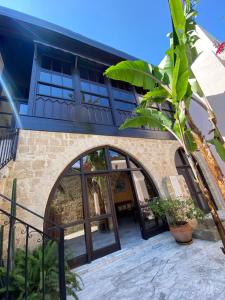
xmin=72 ymin=232 xmax=225 ymax=300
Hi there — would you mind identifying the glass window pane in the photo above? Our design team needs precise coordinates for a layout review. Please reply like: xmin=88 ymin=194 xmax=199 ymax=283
xmin=115 ymin=101 xmax=136 ymax=111
xmin=63 ymin=77 xmax=73 ymax=88
xmin=63 ymin=89 xmax=74 ymax=100
xmin=132 ymin=171 xmax=157 ymax=206
xmin=50 ymin=175 xmax=83 ymax=224
xmin=83 ymin=149 xmax=106 ymax=172
xmin=65 ymin=224 xmax=86 ymax=259
xmin=38 ymin=84 xmax=51 ymax=96
xmin=83 ymin=93 xmax=109 ymax=107
xmin=40 ymin=71 xmax=51 ymax=83
xmin=109 ymin=150 xmax=127 ymax=169
xmin=113 ymin=89 xmax=134 ymax=102
xmin=80 ymin=81 xmax=90 ymax=92
xmin=19 ymin=103 xmax=28 ymax=115
xmin=52 ymin=74 xmax=62 ymax=86
xmin=67 ymin=160 xmax=81 ymax=174
xmin=41 ymin=56 xmax=51 ymax=69
xmin=63 ymin=62 xmax=72 ymax=75
xmin=98 ymin=85 xmax=108 ymax=96
xmin=80 ymin=68 xmax=89 ymax=80
xmin=87 ymin=175 xmax=111 ymax=217
xmin=52 ymin=58 xmax=62 ymax=72
xmin=52 ymin=87 xmax=62 ymax=98
xmin=129 ymin=159 xmax=139 ymax=169
xmin=91 ymin=217 xmax=115 ymax=250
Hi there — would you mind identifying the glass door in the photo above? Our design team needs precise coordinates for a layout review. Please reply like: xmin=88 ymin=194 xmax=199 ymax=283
xmin=131 ymin=170 xmax=168 ymax=239
xmin=86 ymin=174 xmax=120 ymax=260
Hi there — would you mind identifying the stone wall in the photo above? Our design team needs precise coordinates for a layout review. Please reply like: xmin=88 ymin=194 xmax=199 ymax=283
xmin=1 ymin=129 xmax=223 ymax=231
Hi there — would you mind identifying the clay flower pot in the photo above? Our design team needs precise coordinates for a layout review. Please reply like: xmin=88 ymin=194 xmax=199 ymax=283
xmin=169 ymin=222 xmax=193 ymax=245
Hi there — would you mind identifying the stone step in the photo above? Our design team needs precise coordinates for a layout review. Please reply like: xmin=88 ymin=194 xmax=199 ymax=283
xmin=193 ymin=227 xmax=221 ymax=241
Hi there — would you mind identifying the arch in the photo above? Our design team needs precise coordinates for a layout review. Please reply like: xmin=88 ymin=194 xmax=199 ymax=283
xmin=45 ymin=145 xmax=167 ymax=267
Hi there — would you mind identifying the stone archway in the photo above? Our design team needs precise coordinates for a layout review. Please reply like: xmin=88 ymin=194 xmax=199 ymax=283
xmin=45 ymin=145 xmax=168 ymax=267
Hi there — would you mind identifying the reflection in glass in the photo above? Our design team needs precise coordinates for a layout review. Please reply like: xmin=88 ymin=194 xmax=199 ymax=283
xmin=52 ymin=87 xmax=62 ymax=98
xmin=66 ymin=160 xmax=81 ymax=175
xmin=52 ymin=74 xmax=62 ymax=86
xmin=38 ymin=84 xmax=51 ymax=96
xmin=87 ymin=175 xmax=111 ymax=217
xmin=129 ymin=160 xmax=139 ymax=169
xmin=40 ymin=71 xmax=51 ymax=83
xmin=80 ymin=80 xmax=108 ymax=96
xmin=19 ymin=103 xmax=28 ymax=115
xmin=65 ymin=224 xmax=86 ymax=259
xmin=82 ymin=93 xmax=109 ymax=107
xmin=112 ymin=88 xmax=134 ymax=102
xmin=83 ymin=149 xmax=106 ymax=172
xmin=63 ymin=77 xmax=73 ymax=88
xmin=50 ymin=175 xmax=83 ymax=224
xmin=115 ymin=101 xmax=136 ymax=111
xmin=63 ymin=89 xmax=74 ymax=100
xmin=132 ymin=171 xmax=156 ymax=205
xmin=109 ymin=150 xmax=127 ymax=170
xmin=132 ymin=171 xmax=158 ymax=229
xmin=91 ymin=217 xmax=115 ymax=250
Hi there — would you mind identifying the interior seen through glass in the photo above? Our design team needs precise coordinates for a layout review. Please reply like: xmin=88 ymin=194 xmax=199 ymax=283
xmin=47 ymin=147 xmax=164 ymax=266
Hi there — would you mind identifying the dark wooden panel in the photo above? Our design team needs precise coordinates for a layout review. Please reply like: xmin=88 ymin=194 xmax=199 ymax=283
xmin=35 ymin=96 xmax=113 ymax=125
xmin=18 ymin=115 xmax=175 ymax=140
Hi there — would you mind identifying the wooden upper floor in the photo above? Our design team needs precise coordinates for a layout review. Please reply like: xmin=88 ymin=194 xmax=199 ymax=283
xmin=0 ymin=6 xmax=174 ymax=140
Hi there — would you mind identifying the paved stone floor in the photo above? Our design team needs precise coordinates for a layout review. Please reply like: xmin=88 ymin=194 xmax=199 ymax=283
xmin=73 ymin=231 xmax=225 ymax=300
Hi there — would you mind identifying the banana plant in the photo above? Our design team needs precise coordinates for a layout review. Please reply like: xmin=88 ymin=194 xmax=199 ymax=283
xmin=104 ymin=0 xmax=225 ymax=253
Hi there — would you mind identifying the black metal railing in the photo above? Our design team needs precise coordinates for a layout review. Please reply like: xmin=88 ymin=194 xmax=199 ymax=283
xmin=0 ymin=191 xmax=67 ymax=300
xmin=0 ymin=129 xmax=19 ymax=170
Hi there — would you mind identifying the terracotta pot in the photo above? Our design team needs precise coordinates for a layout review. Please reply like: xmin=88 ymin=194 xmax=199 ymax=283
xmin=169 ymin=222 xmax=193 ymax=245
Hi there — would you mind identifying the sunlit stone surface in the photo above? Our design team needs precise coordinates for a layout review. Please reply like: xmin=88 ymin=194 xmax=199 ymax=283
xmin=73 ymin=232 xmax=225 ymax=300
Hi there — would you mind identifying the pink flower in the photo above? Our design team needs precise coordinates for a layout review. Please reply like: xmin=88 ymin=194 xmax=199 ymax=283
xmin=216 ymin=42 xmax=225 ymax=55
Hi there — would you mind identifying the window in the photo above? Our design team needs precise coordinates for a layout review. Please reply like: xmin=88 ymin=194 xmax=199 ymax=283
xmin=114 ymin=101 xmax=136 ymax=111
xmin=80 ymin=67 xmax=105 ymax=84
xmin=82 ymin=94 xmax=109 ymax=107
xmin=41 ymin=55 xmax=72 ymax=75
xmin=80 ymin=66 xmax=110 ymax=108
xmin=38 ymin=55 xmax=74 ymax=100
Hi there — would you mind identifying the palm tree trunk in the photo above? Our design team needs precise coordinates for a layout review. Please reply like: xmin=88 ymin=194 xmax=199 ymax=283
xmin=186 ymin=109 xmax=225 ymax=201
xmin=183 ymin=151 xmax=225 ymax=253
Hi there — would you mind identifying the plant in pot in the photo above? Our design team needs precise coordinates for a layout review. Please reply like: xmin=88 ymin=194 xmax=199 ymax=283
xmin=149 ymin=198 xmax=204 ymax=244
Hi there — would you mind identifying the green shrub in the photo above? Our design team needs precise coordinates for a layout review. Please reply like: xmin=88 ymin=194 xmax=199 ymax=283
xmin=149 ymin=198 xmax=205 ymax=226
xmin=0 ymin=240 xmax=82 ymax=299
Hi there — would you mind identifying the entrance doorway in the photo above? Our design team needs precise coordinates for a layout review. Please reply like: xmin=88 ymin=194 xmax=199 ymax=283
xmin=46 ymin=146 xmax=167 ymax=267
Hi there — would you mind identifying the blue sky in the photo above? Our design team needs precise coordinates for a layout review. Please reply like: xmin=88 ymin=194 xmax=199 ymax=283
xmin=0 ymin=0 xmax=224 ymax=64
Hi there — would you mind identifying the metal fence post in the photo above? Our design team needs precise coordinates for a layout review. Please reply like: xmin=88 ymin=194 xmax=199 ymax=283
xmin=58 ymin=227 xmax=66 ymax=300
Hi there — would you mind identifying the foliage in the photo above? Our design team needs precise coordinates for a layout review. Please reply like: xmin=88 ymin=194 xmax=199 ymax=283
xmin=149 ymin=198 xmax=204 ymax=226
xmin=104 ymin=0 xmax=225 ymax=163
xmin=0 ymin=241 xmax=82 ymax=299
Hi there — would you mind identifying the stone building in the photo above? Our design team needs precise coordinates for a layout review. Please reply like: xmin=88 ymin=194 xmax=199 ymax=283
xmin=0 ymin=6 xmax=224 ymax=267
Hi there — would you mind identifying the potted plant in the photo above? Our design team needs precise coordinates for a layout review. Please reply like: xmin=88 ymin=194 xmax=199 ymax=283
xmin=149 ymin=198 xmax=204 ymax=244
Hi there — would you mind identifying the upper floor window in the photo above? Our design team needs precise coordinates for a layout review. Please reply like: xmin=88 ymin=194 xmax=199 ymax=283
xmin=38 ymin=56 xmax=74 ymax=100
xmin=80 ymin=66 xmax=109 ymax=107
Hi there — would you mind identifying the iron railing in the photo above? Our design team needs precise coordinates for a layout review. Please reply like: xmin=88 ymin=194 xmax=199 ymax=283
xmin=0 ymin=129 xmax=19 ymax=170
xmin=0 ymin=191 xmax=66 ymax=300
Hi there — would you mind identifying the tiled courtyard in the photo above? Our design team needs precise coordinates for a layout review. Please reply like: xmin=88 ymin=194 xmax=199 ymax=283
xmin=74 ymin=232 xmax=225 ymax=300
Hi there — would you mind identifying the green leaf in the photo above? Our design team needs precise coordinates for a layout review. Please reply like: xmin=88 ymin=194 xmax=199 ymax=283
xmin=169 ymin=0 xmax=186 ymax=42
xmin=184 ymin=128 xmax=197 ymax=152
xmin=160 ymin=48 xmax=174 ymax=86
xmin=189 ymin=78 xmax=203 ymax=97
xmin=172 ymin=45 xmax=189 ymax=101
xmin=141 ymin=87 xmax=169 ymax=105
xmin=208 ymin=138 xmax=225 ymax=162
xmin=120 ymin=108 xmax=172 ymax=131
xmin=104 ymin=60 xmax=156 ymax=90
